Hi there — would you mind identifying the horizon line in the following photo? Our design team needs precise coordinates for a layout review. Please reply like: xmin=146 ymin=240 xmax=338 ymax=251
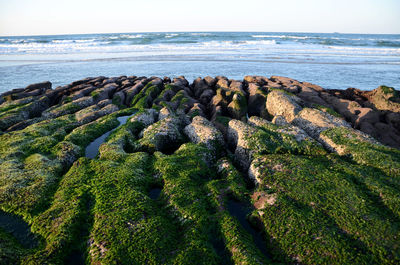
xmin=1 ymin=30 xmax=399 ymax=38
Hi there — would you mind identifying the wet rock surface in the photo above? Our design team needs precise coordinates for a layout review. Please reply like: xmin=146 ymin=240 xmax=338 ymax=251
xmin=0 ymin=75 xmax=400 ymax=264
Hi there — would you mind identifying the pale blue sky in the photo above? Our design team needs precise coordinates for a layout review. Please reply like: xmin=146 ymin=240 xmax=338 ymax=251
xmin=0 ymin=0 xmax=399 ymax=36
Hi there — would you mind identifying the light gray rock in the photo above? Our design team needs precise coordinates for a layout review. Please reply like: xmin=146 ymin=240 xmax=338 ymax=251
xmin=184 ymin=116 xmax=224 ymax=157
xmin=266 ymin=89 xmax=303 ymax=122
xmin=139 ymin=115 xmax=185 ymax=153
xmin=291 ymin=108 xmax=379 ymax=153
xmin=271 ymin=115 xmax=289 ymax=126
xmin=248 ymin=156 xmax=266 ymax=185
xmin=130 ymin=109 xmax=158 ymax=127
xmin=227 ymin=119 xmax=258 ymax=170
xmin=292 ymin=108 xmax=350 ymax=139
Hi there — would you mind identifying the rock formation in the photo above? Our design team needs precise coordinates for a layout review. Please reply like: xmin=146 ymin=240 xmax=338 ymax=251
xmin=0 ymin=75 xmax=399 ymax=265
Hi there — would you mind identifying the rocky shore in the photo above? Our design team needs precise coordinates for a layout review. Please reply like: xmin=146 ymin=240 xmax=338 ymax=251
xmin=0 ymin=75 xmax=399 ymax=264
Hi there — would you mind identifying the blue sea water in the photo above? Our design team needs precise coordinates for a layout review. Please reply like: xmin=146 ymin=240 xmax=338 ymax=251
xmin=0 ymin=32 xmax=399 ymax=93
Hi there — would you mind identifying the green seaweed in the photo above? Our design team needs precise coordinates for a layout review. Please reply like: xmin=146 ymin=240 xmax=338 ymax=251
xmin=252 ymin=153 xmax=400 ymax=264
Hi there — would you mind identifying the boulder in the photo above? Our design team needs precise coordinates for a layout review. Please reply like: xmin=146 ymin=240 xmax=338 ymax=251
xmin=124 ymin=81 xmax=145 ymax=105
xmin=92 ymin=83 xmax=118 ymax=102
xmin=297 ymin=86 xmax=328 ymax=107
xmin=227 ymin=119 xmax=258 ymax=170
xmin=204 ymin=76 xmax=216 ymax=87
xmin=42 ymin=96 xmax=94 ymax=119
xmin=247 ymin=83 xmax=268 ymax=116
xmin=130 ymin=109 xmax=158 ymax=127
xmin=216 ymin=77 xmax=230 ymax=90
xmin=112 ymin=91 xmax=125 ymax=106
xmin=271 ymin=115 xmax=288 ymax=126
xmin=163 ymin=76 xmax=171 ymax=83
xmin=386 ymin=112 xmax=400 ymax=130
xmin=187 ymin=103 xmax=206 ymax=118
xmin=229 ymin=80 xmax=245 ymax=94
xmin=158 ymin=107 xmax=173 ymax=120
xmin=75 ymin=104 xmax=119 ymax=124
xmin=368 ymin=85 xmax=400 ymax=112
xmin=355 ymin=108 xmax=380 ymax=126
xmin=184 ymin=116 xmax=225 ymax=157
xmin=292 ymin=108 xmax=350 ymax=140
xmin=248 ymin=157 xmax=265 ymax=185
xmin=25 ymin=81 xmax=52 ymax=92
xmin=199 ymin=89 xmax=215 ymax=105
xmin=172 ymin=76 xmax=189 ymax=87
xmin=71 ymin=85 xmax=96 ymax=100
xmin=139 ymin=115 xmax=186 ymax=153
xmin=0 ymin=96 xmax=49 ymax=131
xmin=266 ymin=89 xmax=303 ymax=122
xmin=192 ymin=77 xmax=209 ymax=98
xmin=227 ymin=93 xmax=247 ymax=120
xmin=244 ymin=75 xmax=270 ymax=86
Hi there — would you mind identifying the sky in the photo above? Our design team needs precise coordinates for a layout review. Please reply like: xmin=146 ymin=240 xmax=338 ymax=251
xmin=0 ymin=0 xmax=399 ymax=36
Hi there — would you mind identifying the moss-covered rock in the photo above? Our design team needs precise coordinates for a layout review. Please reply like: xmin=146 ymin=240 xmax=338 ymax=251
xmin=137 ymin=114 xmax=187 ymax=153
xmin=184 ymin=116 xmax=225 ymax=161
xmin=248 ymin=153 xmax=400 ymax=264
xmin=368 ymin=85 xmax=400 ymax=112
xmin=228 ymin=118 xmax=325 ymax=170
xmin=1 ymin=76 xmax=400 ymax=265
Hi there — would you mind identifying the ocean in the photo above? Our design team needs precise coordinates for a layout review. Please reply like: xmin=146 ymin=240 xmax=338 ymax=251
xmin=0 ymin=32 xmax=399 ymax=93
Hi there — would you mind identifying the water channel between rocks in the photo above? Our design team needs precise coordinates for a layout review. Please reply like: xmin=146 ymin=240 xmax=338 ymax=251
xmin=227 ymin=200 xmax=271 ymax=259
xmin=85 ymin=113 xmax=135 ymax=159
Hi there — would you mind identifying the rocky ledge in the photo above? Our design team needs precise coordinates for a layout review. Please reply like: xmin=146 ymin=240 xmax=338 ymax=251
xmin=0 ymin=75 xmax=399 ymax=264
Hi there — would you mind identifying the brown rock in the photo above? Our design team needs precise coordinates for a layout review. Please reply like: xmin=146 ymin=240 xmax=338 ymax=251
xmin=204 ymin=76 xmax=217 ymax=87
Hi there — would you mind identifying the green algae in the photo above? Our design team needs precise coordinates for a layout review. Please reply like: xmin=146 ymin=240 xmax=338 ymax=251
xmin=321 ymin=127 xmax=400 ymax=177
xmin=88 ymin=153 xmax=181 ymax=264
xmin=247 ymin=124 xmax=326 ymax=157
xmin=154 ymin=144 xmax=224 ymax=264
xmin=206 ymin=158 xmax=273 ymax=264
xmin=380 ymin=85 xmax=398 ymax=96
xmin=0 ymin=102 xmax=27 ymax=114
xmin=131 ymin=82 xmax=163 ymax=108
xmin=252 ymin=153 xmax=400 ymax=264
xmin=23 ymin=157 xmax=94 ymax=264
xmin=312 ymin=103 xmax=342 ymax=118
xmin=1 ymin=78 xmax=400 ymax=265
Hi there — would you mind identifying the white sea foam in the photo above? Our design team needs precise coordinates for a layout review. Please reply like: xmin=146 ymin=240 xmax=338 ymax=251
xmin=75 ymin=39 xmax=96 ymax=43
xmin=0 ymin=33 xmax=399 ymax=62
xmin=165 ymin=33 xmax=179 ymax=38
xmin=244 ymin=40 xmax=277 ymax=45
xmin=252 ymin=35 xmax=308 ymax=39
xmin=120 ymin=34 xmax=143 ymax=39
xmin=52 ymin=40 xmax=75 ymax=44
